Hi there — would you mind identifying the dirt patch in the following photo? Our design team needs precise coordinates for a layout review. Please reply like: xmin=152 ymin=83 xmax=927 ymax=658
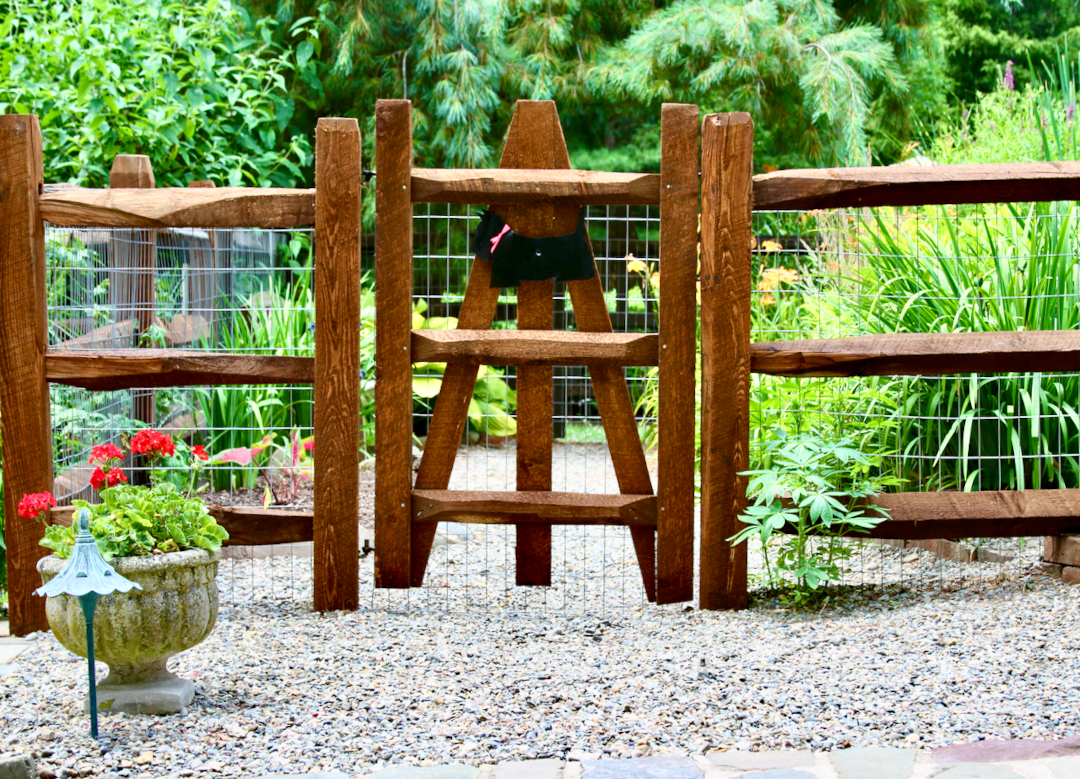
xmin=204 ymin=470 xmax=375 ymax=532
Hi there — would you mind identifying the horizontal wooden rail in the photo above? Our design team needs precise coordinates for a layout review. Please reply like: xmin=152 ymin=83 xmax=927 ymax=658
xmin=752 ymin=162 xmax=1080 ymax=211
xmin=411 ymin=168 xmax=662 ymax=205
xmin=52 ymin=318 xmax=137 ymax=351
xmin=412 ymin=489 xmax=658 ymax=525
xmin=40 ymin=187 xmax=316 ymax=228
xmin=751 ymin=330 xmax=1080 ymax=377
xmin=45 ymin=349 xmax=314 ymax=389
xmin=51 ymin=505 xmax=313 ymax=546
xmin=412 ymin=329 xmax=660 ymax=366
xmin=774 ymin=489 xmax=1080 ymax=539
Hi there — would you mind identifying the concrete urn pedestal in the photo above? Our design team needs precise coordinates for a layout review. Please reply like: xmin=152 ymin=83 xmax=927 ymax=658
xmin=38 ymin=548 xmax=220 ymax=715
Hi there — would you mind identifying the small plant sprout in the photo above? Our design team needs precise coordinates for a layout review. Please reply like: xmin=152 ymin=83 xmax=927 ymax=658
xmin=730 ymin=431 xmax=899 ymax=605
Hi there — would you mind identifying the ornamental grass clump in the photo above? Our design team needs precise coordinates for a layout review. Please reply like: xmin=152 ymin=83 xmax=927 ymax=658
xmin=18 ymin=430 xmax=227 ymax=561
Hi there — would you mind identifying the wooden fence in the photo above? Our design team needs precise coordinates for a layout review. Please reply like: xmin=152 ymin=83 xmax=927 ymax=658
xmin=4 ymin=106 xmax=1080 ymax=634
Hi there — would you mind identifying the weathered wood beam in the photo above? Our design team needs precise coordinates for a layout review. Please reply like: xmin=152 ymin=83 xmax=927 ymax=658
xmin=412 ymin=490 xmax=658 ymax=526
xmin=411 ymin=168 xmax=662 ymax=205
xmin=752 ymin=162 xmax=1080 ymax=211
xmin=412 ymin=329 xmax=660 ymax=366
xmin=52 ymin=318 xmax=137 ymax=350
xmin=39 ymin=187 xmax=316 ymax=228
xmin=752 ymin=330 xmax=1080 ymax=377
xmin=45 ymin=349 xmax=314 ymax=389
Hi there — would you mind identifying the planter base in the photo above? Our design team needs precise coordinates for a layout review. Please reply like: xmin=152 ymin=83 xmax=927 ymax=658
xmin=87 ymin=671 xmax=194 ymax=716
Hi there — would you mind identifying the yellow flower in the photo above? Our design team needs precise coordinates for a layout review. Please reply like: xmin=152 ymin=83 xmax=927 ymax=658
xmin=759 ymin=292 xmax=776 ymax=306
xmin=756 ymin=266 xmax=800 ymax=291
xmin=650 ymin=271 xmax=661 ymax=290
xmin=761 ymin=239 xmax=783 ymax=253
xmin=626 ymin=255 xmax=648 ymax=275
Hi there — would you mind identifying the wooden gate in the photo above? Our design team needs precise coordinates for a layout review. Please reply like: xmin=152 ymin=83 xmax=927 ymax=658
xmin=373 ymin=99 xmax=700 ymax=604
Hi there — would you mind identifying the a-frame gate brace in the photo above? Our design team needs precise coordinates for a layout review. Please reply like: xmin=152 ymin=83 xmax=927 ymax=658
xmin=374 ymin=99 xmax=699 ymax=604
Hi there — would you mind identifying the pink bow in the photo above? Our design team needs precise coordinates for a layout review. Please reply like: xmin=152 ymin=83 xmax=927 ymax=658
xmin=490 ymin=223 xmax=512 ymax=254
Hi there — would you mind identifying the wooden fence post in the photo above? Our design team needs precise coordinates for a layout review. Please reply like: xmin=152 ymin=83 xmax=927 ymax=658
xmin=374 ymin=100 xmax=414 ymax=588
xmin=699 ymin=113 xmax=753 ymax=610
xmin=313 ymin=118 xmax=362 ymax=611
xmin=109 ymin=155 xmax=156 ymax=448
xmin=0 ymin=115 xmax=52 ymax=635
xmin=656 ymin=103 xmax=699 ymax=604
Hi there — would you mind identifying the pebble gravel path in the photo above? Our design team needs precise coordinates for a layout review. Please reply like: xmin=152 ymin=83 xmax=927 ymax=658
xmin=2 ymin=570 xmax=1079 ymax=777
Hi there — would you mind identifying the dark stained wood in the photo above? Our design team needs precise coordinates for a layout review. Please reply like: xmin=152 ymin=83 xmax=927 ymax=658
xmin=751 ymin=330 xmax=1080 ymax=377
xmin=313 ymin=117 xmax=362 ymax=611
xmin=1044 ymin=534 xmax=1080 ymax=567
xmin=752 ymin=161 xmax=1080 ymax=211
xmin=374 ymin=100 xmax=415 ymax=589
xmin=39 ymin=186 xmax=316 ymax=228
xmin=411 ymin=167 xmax=662 ymax=205
xmin=412 ymin=329 xmax=660 ymax=366
xmin=52 ymin=318 xmax=137 ymax=350
xmin=51 ymin=504 xmax=314 ymax=546
xmin=699 ymin=112 xmax=753 ymax=611
xmin=496 ymin=101 xmax=576 ymax=588
xmin=772 ymin=490 xmax=1080 ymax=539
xmin=410 ymin=259 xmax=502 ymax=586
xmin=0 ymin=115 xmax=51 ymax=635
xmin=413 ymin=490 xmax=658 ymax=526
xmin=45 ymin=350 xmax=314 ymax=389
xmin=109 ymin=155 xmax=157 ymax=437
xmin=656 ymin=103 xmax=699 ymax=605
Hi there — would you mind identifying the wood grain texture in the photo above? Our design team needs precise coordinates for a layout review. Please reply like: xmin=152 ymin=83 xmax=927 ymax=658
xmin=412 ymin=329 xmax=660 ymax=366
xmin=656 ymin=103 xmax=699 ymax=605
xmin=51 ymin=504 xmax=314 ymax=546
xmin=413 ymin=490 xmax=658 ymax=525
xmin=39 ymin=187 xmax=316 ymax=228
xmin=410 ymin=258 xmax=501 ymax=585
xmin=52 ymin=318 xmax=137 ymax=350
xmin=751 ymin=330 xmax=1080 ymax=376
xmin=109 ymin=155 xmax=157 ymax=437
xmin=374 ymin=101 xmax=415 ymax=589
xmin=496 ymin=101 xmax=576 ymax=588
xmin=411 ymin=168 xmax=662 ymax=205
xmin=0 ymin=115 xmax=51 ymax=635
xmin=313 ymin=118 xmax=362 ymax=611
xmin=699 ymin=113 xmax=753 ymax=611
xmin=1044 ymin=534 xmax=1080 ymax=567
xmin=752 ymin=161 xmax=1080 ymax=211
xmin=772 ymin=489 xmax=1080 ymax=539
xmin=45 ymin=350 xmax=314 ymax=389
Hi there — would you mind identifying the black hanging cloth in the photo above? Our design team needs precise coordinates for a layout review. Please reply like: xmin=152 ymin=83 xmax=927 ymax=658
xmin=470 ymin=209 xmax=596 ymax=289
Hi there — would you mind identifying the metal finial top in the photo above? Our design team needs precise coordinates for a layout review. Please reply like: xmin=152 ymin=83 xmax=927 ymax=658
xmin=35 ymin=508 xmax=143 ymax=598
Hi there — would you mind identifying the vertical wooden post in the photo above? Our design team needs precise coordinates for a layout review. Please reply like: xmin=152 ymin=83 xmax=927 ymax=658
xmin=496 ymin=101 xmax=573 ymax=587
xmin=374 ymin=100 xmax=414 ymax=588
xmin=185 ymin=180 xmax=218 ymax=344
xmin=0 ymin=115 xmax=52 ymax=635
xmin=314 ymin=118 xmax=362 ymax=611
xmin=699 ymin=112 xmax=753 ymax=610
xmin=656 ymin=103 xmax=699 ymax=604
xmin=109 ymin=155 xmax=156 ymax=443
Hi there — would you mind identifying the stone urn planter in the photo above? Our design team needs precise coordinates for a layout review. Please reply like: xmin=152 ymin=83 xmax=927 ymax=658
xmin=38 ymin=548 xmax=220 ymax=715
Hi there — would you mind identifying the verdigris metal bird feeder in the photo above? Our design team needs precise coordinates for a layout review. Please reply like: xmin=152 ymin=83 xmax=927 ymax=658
xmin=36 ymin=508 xmax=141 ymax=738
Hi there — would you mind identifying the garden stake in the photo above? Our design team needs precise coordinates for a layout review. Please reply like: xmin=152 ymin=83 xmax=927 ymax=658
xmin=35 ymin=508 xmax=142 ymax=738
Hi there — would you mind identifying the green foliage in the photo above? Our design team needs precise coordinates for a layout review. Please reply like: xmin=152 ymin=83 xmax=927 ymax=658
xmin=42 ymin=483 xmax=228 ymax=561
xmin=0 ymin=0 xmax=320 ymax=186
xmin=732 ymin=432 xmax=897 ymax=603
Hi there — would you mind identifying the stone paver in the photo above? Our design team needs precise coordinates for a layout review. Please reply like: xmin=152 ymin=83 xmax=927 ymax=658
xmin=929 ymin=766 xmax=1023 ymax=779
xmin=581 ymin=757 xmax=701 ymax=779
xmin=1048 ymin=756 xmax=1080 ymax=779
xmin=934 ymin=736 xmax=1080 ymax=764
xmin=730 ymin=771 xmax=817 ymax=779
xmin=831 ymin=748 xmax=915 ymax=779
xmin=493 ymin=759 xmax=565 ymax=779
xmin=254 ymin=774 xmax=350 ymax=779
xmin=375 ymin=767 xmax=478 ymax=779
xmin=0 ymin=754 xmax=35 ymax=779
xmin=707 ymin=750 xmax=815 ymax=771
xmin=0 ymin=643 xmax=30 ymax=665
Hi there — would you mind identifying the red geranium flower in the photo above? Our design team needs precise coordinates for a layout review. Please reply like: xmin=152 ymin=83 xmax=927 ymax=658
xmin=191 ymin=445 xmax=209 ymax=461
xmin=90 ymin=467 xmax=108 ymax=491
xmin=131 ymin=429 xmax=176 ymax=459
xmin=107 ymin=468 xmax=128 ymax=487
xmin=89 ymin=443 xmax=123 ymax=466
xmin=18 ymin=492 xmax=56 ymax=521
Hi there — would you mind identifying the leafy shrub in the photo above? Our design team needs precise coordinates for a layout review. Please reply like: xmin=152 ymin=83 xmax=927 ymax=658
xmin=0 ymin=0 xmax=320 ymax=186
